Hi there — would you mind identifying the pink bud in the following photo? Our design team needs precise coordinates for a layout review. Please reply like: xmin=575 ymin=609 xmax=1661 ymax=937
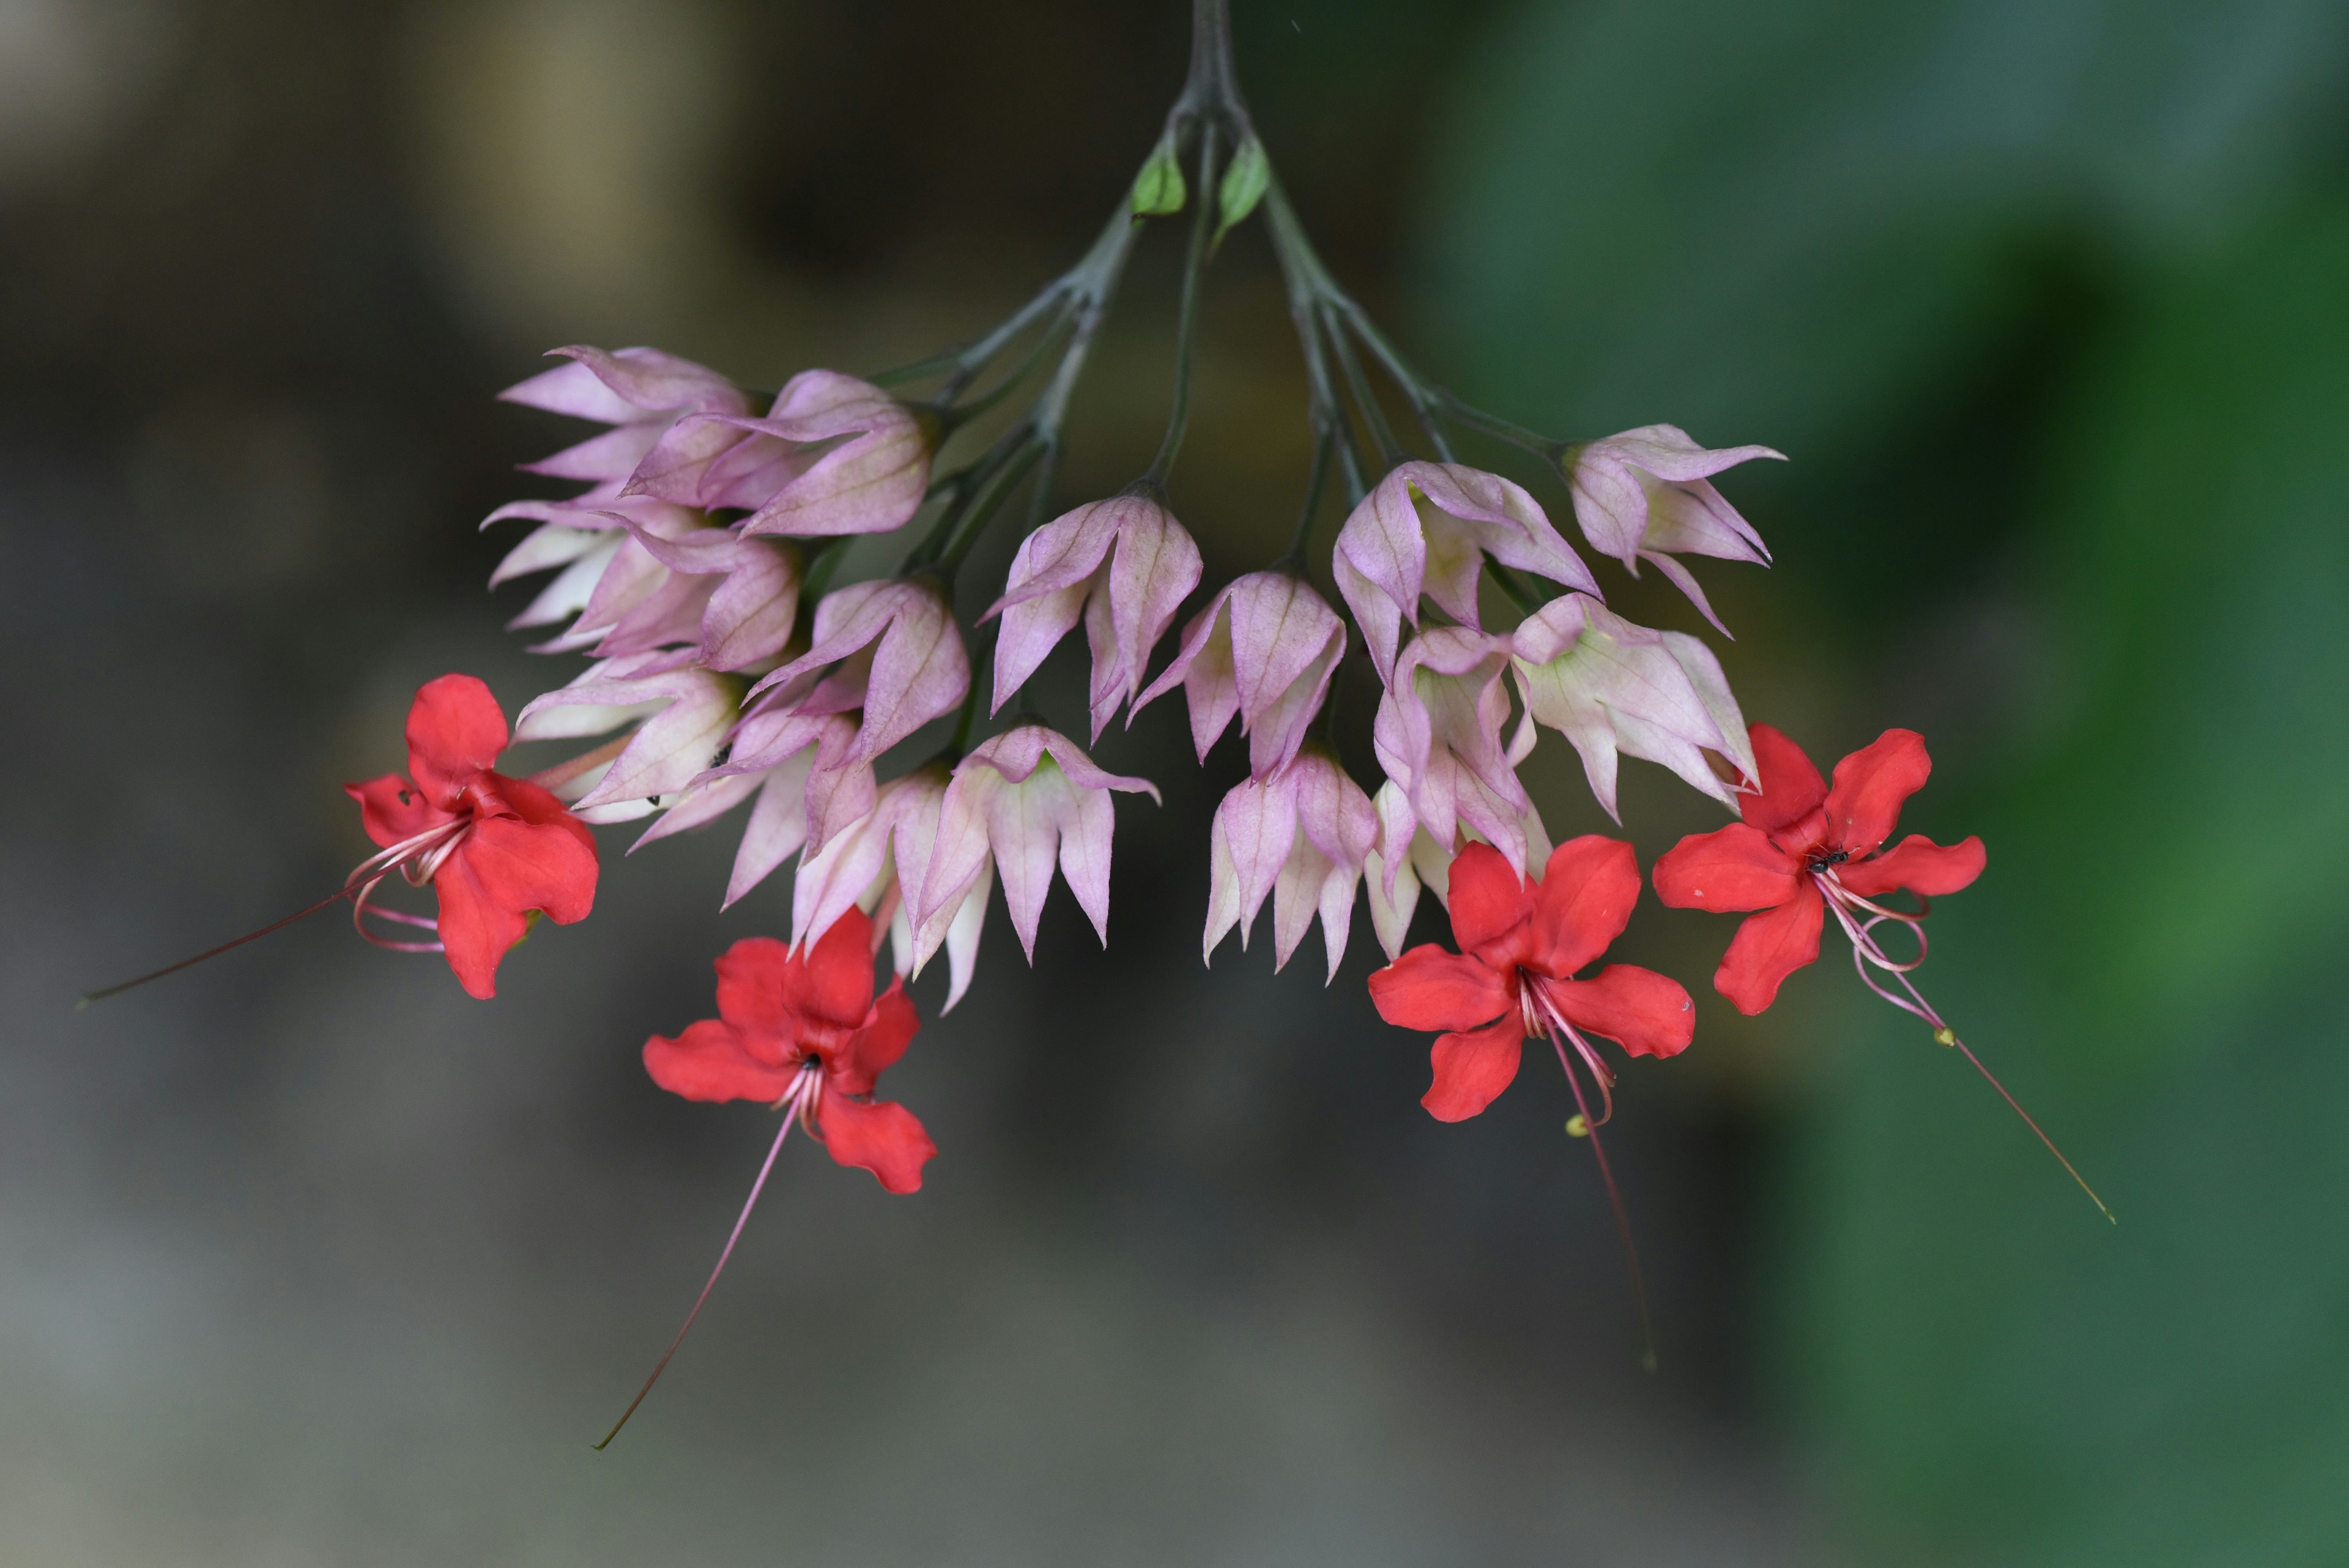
xmin=1507 ymin=593 xmax=1756 ymax=820
xmin=1132 ymin=571 xmax=1345 ymax=779
xmin=983 ymin=494 xmax=1203 ymax=739
xmin=514 ymin=655 xmax=746 ymax=815
xmin=913 ymin=725 xmax=1158 ymax=966
xmin=792 ymin=764 xmax=951 ymax=956
xmin=614 ymin=519 xmax=803 ymax=672
xmin=1564 ymin=425 xmax=1782 ymax=634
xmin=1334 ymin=462 xmax=1598 ymax=685
xmin=1203 ymin=746 xmax=1379 ymax=982
xmin=502 ymin=346 xmax=750 ymax=499
xmin=1371 ymin=626 xmax=1538 ymax=876
xmin=751 ymin=579 xmax=969 ymax=781
xmin=626 ymin=370 xmax=935 ymax=539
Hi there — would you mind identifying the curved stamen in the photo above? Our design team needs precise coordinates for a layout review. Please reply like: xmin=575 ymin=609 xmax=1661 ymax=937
xmin=1527 ymin=985 xmax=1655 ymax=1372
xmin=595 ymin=1063 xmax=825 ymax=1449
xmin=349 ymin=873 xmax=446 ymax=954
xmin=1814 ymin=873 xmax=2114 ymax=1224
xmin=78 ymin=815 xmax=476 ymax=1005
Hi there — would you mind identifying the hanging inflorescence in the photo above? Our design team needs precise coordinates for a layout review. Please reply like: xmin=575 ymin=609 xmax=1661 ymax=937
xmin=86 ymin=0 xmax=2108 ymax=1443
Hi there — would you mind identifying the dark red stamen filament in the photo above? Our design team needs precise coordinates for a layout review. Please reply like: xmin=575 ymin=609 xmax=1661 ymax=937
xmin=1529 ymin=980 xmax=1658 ymax=1373
xmin=1816 ymin=870 xmax=2114 ymax=1224
xmin=595 ymin=1063 xmax=823 ymax=1449
xmin=78 ymin=822 xmax=466 ymax=1006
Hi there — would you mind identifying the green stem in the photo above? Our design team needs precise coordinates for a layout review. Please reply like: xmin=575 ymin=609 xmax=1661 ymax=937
xmin=1275 ymin=425 xmax=1336 ymax=571
xmin=1264 ymin=177 xmax=1369 ymax=504
xmin=1431 ymin=387 xmax=1565 ymax=464
xmin=1323 ymin=299 xmax=1405 ymax=466
xmin=801 ymin=536 xmax=856 ymax=600
xmin=1485 ymin=555 xmax=1544 ymax=614
xmin=1138 ymin=120 xmax=1222 ymax=490
xmin=934 ymin=436 xmax=1047 ymax=579
xmin=946 ymin=622 xmax=996 ymax=756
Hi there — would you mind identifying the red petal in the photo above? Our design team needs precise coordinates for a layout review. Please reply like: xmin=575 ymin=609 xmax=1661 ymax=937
xmin=644 ymin=1018 xmax=800 ymax=1104
xmin=1838 ymin=833 xmax=1985 ymax=898
xmin=1652 ymin=823 xmax=1802 ymax=912
xmin=497 ymin=773 xmax=599 ymax=845
xmin=345 ymin=773 xmax=454 ymax=850
xmin=1445 ymin=841 xmax=1534 ymax=967
xmin=1740 ymin=723 xmax=1827 ymax=838
xmin=829 ymin=979 xmax=919 ymax=1098
xmin=1421 ymin=1015 xmax=1526 ymax=1122
xmin=1713 ymin=879 xmax=1823 ymax=1014
xmin=1822 ymin=728 xmax=1930 ymax=858
xmin=800 ymin=908 xmax=879 ymax=1029
xmin=1367 ymin=945 xmax=1515 ymax=1034
xmin=817 ymin=1087 xmax=937 ymax=1193
xmin=1526 ymin=835 xmax=1641 ymax=980
xmin=458 ymin=817 xmax=599 ymax=926
xmin=406 ymin=674 xmax=510 ymax=807
xmin=713 ymin=937 xmax=795 ymax=1035
xmin=1546 ymin=965 xmax=1694 ymax=1059
xmin=431 ymin=850 xmax=528 ymax=1000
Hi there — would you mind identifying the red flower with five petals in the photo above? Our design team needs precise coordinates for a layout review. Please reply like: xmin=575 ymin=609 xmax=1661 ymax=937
xmin=344 ymin=674 xmax=598 ymax=999
xmin=1650 ymin=724 xmax=1983 ymax=1014
xmin=598 ymin=908 xmax=935 ymax=1447
xmin=1368 ymin=837 xmax=1694 ymax=1123
xmin=643 ymin=908 xmax=936 ymax=1193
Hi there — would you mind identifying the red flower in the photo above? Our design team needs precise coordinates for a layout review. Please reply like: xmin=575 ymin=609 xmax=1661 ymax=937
xmin=596 ymin=909 xmax=935 ymax=1446
xmin=1650 ymin=724 xmax=1983 ymax=1014
xmin=344 ymin=674 xmax=598 ymax=999
xmin=644 ymin=909 xmax=935 ymax=1194
xmin=1367 ymin=837 xmax=1694 ymax=1123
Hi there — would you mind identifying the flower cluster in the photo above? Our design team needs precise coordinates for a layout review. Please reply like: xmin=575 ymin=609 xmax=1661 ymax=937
xmin=88 ymin=0 xmax=2105 ymax=1440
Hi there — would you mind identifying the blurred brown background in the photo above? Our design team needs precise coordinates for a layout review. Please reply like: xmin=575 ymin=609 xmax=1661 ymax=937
xmin=8 ymin=1 xmax=2347 ymax=1564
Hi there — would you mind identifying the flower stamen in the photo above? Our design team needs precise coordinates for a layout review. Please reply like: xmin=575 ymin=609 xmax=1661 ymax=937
xmin=1528 ymin=979 xmax=1656 ymax=1372
xmin=596 ymin=1061 xmax=825 ymax=1449
xmin=1815 ymin=872 xmax=2113 ymax=1225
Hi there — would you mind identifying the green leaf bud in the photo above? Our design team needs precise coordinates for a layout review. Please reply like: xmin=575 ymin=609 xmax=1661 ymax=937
xmin=1132 ymin=132 xmax=1187 ymax=219
xmin=1212 ymin=135 xmax=1270 ymax=250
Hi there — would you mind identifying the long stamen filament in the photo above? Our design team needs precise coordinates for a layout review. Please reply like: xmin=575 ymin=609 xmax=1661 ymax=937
xmin=594 ymin=1064 xmax=823 ymax=1449
xmin=1531 ymin=983 xmax=1657 ymax=1372
xmin=77 ymin=810 xmax=484 ymax=1004
xmin=1816 ymin=874 xmax=2115 ymax=1224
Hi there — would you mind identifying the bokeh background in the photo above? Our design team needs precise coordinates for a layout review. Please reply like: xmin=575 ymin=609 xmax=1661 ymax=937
xmin=6 ymin=0 xmax=2346 ymax=1562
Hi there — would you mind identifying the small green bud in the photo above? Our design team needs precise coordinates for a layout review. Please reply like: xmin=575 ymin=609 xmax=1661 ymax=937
xmin=1212 ymin=135 xmax=1270 ymax=250
xmin=1932 ymin=1025 xmax=1957 ymax=1047
xmin=1564 ymin=1113 xmax=1589 ymax=1139
xmin=1132 ymin=133 xmax=1187 ymax=218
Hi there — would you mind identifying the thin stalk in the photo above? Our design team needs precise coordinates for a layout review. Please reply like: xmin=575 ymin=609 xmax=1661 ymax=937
xmin=935 ymin=435 xmax=1048 ymax=579
xmin=595 ymin=1073 xmax=817 ymax=1449
xmin=1431 ymin=388 xmax=1565 ymax=464
xmin=1275 ymin=425 xmax=1337 ymax=571
xmin=903 ymin=421 xmax=1032 ymax=573
xmin=1181 ymin=0 xmax=1245 ymax=116
xmin=946 ymin=623 xmax=997 ymax=756
xmin=870 ymin=276 xmax=1069 ymax=393
xmin=1331 ymin=300 xmax=1456 ymax=461
xmin=1139 ymin=121 xmax=1222 ymax=490
xmin=1264 ymin=179 xmax=1371 ymax=501
xmin=934 ymin=311 xmax=1077 ymax=434
xmin=801 ymin=536 xmax=856 ymax=600
xmin=1322 ymin=300 xmax=1406 ymax=466
xmin=80 ymin=885 xmax=357 ymax=1005
xmin=1485 ymin=556 xmax=1544 ymax=614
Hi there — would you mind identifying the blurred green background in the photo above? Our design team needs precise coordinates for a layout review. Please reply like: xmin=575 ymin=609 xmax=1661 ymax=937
xmin=4 ymin=0 xmax=2344 ymax=1563
xmin=1428 ymin=0 xmax=2349 ymax=1562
